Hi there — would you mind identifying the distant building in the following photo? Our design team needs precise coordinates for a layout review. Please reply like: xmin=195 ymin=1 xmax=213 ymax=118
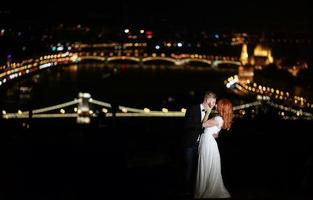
xmin=250 ymin=44 xmax=274 ymax=67
xmin=240 ymin=43 xmax=249 ymax=65
xmin=240 ymin=43 xmax=274 ymax=68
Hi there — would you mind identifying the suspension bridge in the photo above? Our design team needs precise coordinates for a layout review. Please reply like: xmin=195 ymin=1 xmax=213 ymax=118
xmin=1 ymin=92 xmax=267 ymax=123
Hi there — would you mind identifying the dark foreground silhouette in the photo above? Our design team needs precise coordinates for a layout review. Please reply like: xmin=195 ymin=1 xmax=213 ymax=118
xmin=1 ymin=116 xmax=313 ymax=199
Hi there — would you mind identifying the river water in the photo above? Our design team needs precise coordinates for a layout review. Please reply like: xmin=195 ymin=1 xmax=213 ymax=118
xmin=1 ymin=62 xmax=313 ymax=199
xmin=0 ymin=62 xmax=238 ymax=112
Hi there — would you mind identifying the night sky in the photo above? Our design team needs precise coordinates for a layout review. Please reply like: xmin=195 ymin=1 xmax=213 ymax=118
xmin=2 ymin=0 xmax=312 ymax=32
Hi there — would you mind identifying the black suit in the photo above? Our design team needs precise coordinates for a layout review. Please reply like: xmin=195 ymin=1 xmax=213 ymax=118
xmin=183 ymin=104 xmax=203 ymax=148
xmin=182 ymin=104 xmax=204 ymax=193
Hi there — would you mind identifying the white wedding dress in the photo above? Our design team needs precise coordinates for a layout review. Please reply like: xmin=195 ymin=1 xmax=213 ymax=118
xmin=195 ymin=116 xmax=231 ymax=199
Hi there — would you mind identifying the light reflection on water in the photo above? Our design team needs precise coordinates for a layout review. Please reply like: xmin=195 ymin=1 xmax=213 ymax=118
xmin=0 ymin=62 xmax=310 ymax=113
xmin=0 ymin=63 xmax=236 ymax=112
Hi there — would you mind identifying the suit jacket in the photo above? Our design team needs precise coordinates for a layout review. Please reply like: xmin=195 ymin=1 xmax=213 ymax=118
xmin=183 ymin=104 xmax=203 ymax=148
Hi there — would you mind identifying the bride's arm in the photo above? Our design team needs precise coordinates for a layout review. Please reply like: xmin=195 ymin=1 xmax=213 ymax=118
xmin=202 ymin=118 xmax=219 ymax=128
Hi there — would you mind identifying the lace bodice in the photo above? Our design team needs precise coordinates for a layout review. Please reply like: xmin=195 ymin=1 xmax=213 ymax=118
xmin=203 ymin=116 xmax=223 ymax=135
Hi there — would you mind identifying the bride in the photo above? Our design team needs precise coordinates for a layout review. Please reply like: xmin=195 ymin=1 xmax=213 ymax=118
xmin=195 ymin=99 xmax=233 ymax=199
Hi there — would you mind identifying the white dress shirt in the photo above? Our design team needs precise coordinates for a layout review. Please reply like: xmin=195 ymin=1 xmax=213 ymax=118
xmin=200 ymin=104 xmax=206 ymax=122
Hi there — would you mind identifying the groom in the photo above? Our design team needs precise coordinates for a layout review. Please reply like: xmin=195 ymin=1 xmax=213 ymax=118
xmin=182 ymin=91 xmax=217 ymax=194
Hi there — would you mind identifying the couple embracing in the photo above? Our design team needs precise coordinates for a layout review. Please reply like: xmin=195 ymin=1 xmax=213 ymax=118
xmin=183 ymin=91 xmax=233 ymax=199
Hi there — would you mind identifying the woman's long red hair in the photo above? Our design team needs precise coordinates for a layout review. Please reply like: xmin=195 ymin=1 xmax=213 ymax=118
xmin=217 ymin=99 xmax=233 ymax=130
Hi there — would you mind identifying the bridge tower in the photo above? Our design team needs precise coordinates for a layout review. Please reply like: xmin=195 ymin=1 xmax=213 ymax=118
xmin=77 ymin=92 xmax=91 ymax=124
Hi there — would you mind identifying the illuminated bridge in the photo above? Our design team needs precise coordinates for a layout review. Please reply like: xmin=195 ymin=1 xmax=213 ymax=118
xmin=224 ymin=75 xmax=313 ymax=120
xmin=1 ymin=92 xmax=265 ymax=123
xmin=63 ymin=52 xmax=241 ymax=67
xmin=0 ymin=52 xmax=241 ymax=88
